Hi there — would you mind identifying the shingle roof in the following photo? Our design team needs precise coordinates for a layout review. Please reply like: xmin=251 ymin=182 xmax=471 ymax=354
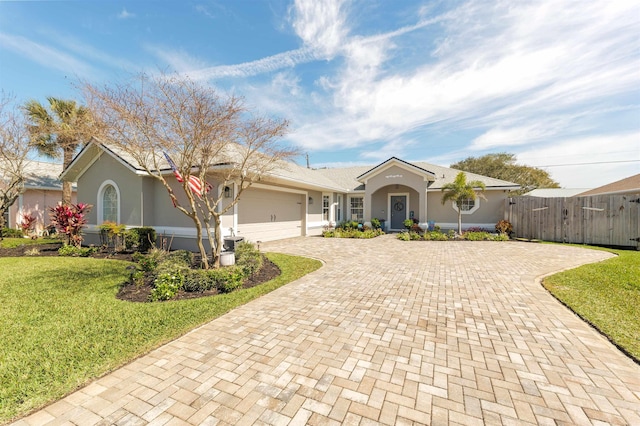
xmin=315 ymin=161 xmax=519 ymax=191
xmin=64 ymin=141 xmax=520 ymax=192
xmin=23 ymin=161 xmax=75 ymax=190
xmin=576 ymin=174 xmax=640 ymax=196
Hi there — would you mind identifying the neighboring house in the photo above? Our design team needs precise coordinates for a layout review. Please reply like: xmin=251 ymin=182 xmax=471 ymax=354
xmin=5 ymin=161 xmax=77 ymax=234
xmin=576 ymin=173 xmax=640 ymax=197
xmin=522 ymin=188 xmax=592 ymax=198
xmin=61 ymin=142 xmax=519 ymax=250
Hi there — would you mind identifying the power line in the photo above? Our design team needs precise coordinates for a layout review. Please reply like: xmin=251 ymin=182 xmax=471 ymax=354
xmin=533 ymin=159 xmax=640 ymax=168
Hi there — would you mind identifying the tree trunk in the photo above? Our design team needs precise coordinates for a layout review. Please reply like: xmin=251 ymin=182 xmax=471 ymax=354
xmin=191 ymin=215 xmax=208 ymax=269
xmin=62 ymin=146 xmax=75 ymax=205
xmin=457 ymin=210 xmax=462 ymax=235
xmin=212 ymin=214 xmax=222 ymax=268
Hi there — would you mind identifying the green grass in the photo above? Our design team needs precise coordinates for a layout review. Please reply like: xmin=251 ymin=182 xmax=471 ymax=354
xmin=543 ymin=246 xmax=640 ymax=362
xmin=0 ymin=253 xmax=321 ymax=423
xmin=0 ymin=238 xmax=60 ymax=249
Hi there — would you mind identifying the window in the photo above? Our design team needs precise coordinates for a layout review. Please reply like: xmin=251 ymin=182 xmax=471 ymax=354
xmin=322 ymin=194 xmax=330 ymax=221
xmin=102 ymin=185 xmax=118 ymax=222
xmin=98 ymin=181 xmax=120 ymax=224
xmin=350 ymin=196 xmax=363 ymax=221
xmin=458 ymin=198 xmax=475 ymax=211
xmin=452 ymin=197 xmax=479 ymax=214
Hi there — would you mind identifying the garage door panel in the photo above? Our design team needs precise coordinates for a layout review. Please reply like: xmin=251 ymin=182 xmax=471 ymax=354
xmin=237 ymin=188 xmax=303 ymax=241
xmin=238 ymin=189 xmax=302 ymax=224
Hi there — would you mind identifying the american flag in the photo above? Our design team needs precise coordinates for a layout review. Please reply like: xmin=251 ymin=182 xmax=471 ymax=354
xmin=163 ymin=152 xmax=212 ymax=199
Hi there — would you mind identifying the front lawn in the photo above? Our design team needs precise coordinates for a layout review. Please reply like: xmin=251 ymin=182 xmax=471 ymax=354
xmin=0 ymin=253 xmax=321 ymax=423
xmin=0 ymin=237 xmax=60 ymax=249
xmin=543 ymin=246 xmax=640 ymax=362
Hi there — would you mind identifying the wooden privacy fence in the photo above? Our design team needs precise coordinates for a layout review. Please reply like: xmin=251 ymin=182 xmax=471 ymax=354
xmin=507 ymin=194 xmax=640 ymax=249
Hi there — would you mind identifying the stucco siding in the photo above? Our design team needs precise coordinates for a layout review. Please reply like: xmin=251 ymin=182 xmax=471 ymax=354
xmin=11 ymin=189 xmax=76 ymax=234
xmin=364 ymin=165 xmax=427 ymax=193
xmin=77 ymin=153 xmax=142 ymax=226
xmin=426 ymin=190 xmax=507 ymax=229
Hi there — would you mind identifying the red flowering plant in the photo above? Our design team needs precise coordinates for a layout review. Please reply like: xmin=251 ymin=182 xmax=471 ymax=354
xmin=20 ymin=213 xmax=37 ymax=235
xmin=49 ymin=202 xmax=93 ymax=247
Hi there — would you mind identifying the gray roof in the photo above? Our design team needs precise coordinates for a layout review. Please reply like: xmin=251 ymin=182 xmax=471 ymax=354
xmin=24 ymin=161 xmax=75 ymax=190
xmin=63 ymin=141 xmax=519 ymax=193
xmin=577 ymin=173 xmax=640 ymax=196
xmin=316 ymin=161 xmax=519 ymax=191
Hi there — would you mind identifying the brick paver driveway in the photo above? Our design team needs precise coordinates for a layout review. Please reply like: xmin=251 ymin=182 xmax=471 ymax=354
xmin=15 ymin=236 xmax=640 ymax=425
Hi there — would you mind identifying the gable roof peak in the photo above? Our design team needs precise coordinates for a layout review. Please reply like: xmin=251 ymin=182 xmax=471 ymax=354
xmin=356 ymin=157 xmax=436 ymax=182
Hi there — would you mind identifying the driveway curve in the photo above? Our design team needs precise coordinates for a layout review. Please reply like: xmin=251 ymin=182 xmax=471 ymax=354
xmin=14 ymin=236 xmax=640 ymax=425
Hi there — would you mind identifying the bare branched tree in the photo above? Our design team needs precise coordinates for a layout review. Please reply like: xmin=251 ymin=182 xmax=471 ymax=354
xmin=0 ymin=93 xmax=32 ymax=235
xmin=83 ymin=73 xmax=296 ymax=268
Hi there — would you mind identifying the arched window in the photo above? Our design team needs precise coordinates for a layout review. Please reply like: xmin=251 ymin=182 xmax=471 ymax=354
xmin=98 ymin=181 xmax=120 ymax=223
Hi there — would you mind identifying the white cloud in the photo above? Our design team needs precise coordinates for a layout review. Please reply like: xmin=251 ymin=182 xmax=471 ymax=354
xmin=516 ymin=132 xmax=640 ymax=187
xmin=262 ymin=0 xmax=640 ymax=197
xmin=288 ymin=0 xmax=349 ymax=59
xmin=0 ymin=32 xmax=94 ymax=78
xmin=182 ymin=47 xmax=317 ymax=80
xmin=118 ymin=8 xmax=135 ymax=19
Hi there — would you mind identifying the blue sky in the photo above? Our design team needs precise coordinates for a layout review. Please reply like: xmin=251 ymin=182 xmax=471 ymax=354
xmin=1 ymin=0 xmax=638 ymax=188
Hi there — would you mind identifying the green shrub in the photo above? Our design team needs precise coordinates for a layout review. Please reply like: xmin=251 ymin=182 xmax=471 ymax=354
xmin=58 ymin=244 xmax=97 ymax=257
xmin=324 ymin=228 xmax=384 ymax=239
xmin=410 ymin=231 xmax=422 ymax=241
xmin=1 ymin=228 xmax=23 ymax=238
xmin=403 ymin=219 xmax=413 ymax=229
xmin=150 ymin=272 xmax=183 ymax=301
xmin=423 ymin=231 xmax=449 ymax=241
xmin=338 ymin=220 xmax=360 ymax=230
xmin=183 ymin=269 xmax=217 ymax=292
xmin=125 ymin=227 xmax=157 ymax=252
xmin=235 ymin=242 xmax=263 ymax=277
xmin=212 ymin=266 xmax=244 ymax=293
xmin=134 ymin=248 xmax=168 ymax=272
xmin=168 ymin=250 xmax=194 ymax=266
xmin=447 ymin=229 xmax=456 ymax=239
xmin=397 ymin=232 xmax=410 ymax=241
xmin=491 ymin=233 xmax=510 ymax=241
xmin=463 ymin=231 xmax=492 ymax=241
xmin=371 ymin=218 xmax=381 ymax=229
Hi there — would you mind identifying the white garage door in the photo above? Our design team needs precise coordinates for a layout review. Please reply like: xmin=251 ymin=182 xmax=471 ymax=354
xmin=237 ymin=188 xmax=304 ymax=242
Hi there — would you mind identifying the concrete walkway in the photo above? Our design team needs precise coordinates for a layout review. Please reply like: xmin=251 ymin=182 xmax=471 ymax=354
xmin=14 ymin=236 xmax=640 ymax=425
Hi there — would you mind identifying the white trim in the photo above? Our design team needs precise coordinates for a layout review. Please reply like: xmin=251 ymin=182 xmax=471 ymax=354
xmin=335 ymin=194 xmax=343 ymax=223
xmin=388 ymin=192 xmax=410 ymax=230
xmin=97 ymin=180 xmax=121 ymax=224
xmin=357 ymin=158 xmax=436 ymax=183
xmin=322 ymin=192 xmax=331 ymax=223
xmin=451 ymin=197 xmax=480 ymax=215
xmin=250 ymin=182 xmax=308 ymax=195
xmin=347 ymin=194 xmax=364 ymax=222
xmin=428 ymin=186 xmax=517 ymax=192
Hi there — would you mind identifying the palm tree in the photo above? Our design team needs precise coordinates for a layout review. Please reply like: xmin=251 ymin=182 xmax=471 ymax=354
xmin=24 ymin=98 xmax=94 ymax=204
xmin=441 ymin=172 xmax=486 ymax=234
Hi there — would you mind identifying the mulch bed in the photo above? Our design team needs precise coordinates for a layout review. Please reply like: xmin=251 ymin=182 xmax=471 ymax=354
xmin=0 ymin=242 xmax=281 ymax=302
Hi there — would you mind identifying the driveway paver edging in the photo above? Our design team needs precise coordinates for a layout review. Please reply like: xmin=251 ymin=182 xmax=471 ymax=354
xmin=13 ymin=236 xmax=640 ymax=425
